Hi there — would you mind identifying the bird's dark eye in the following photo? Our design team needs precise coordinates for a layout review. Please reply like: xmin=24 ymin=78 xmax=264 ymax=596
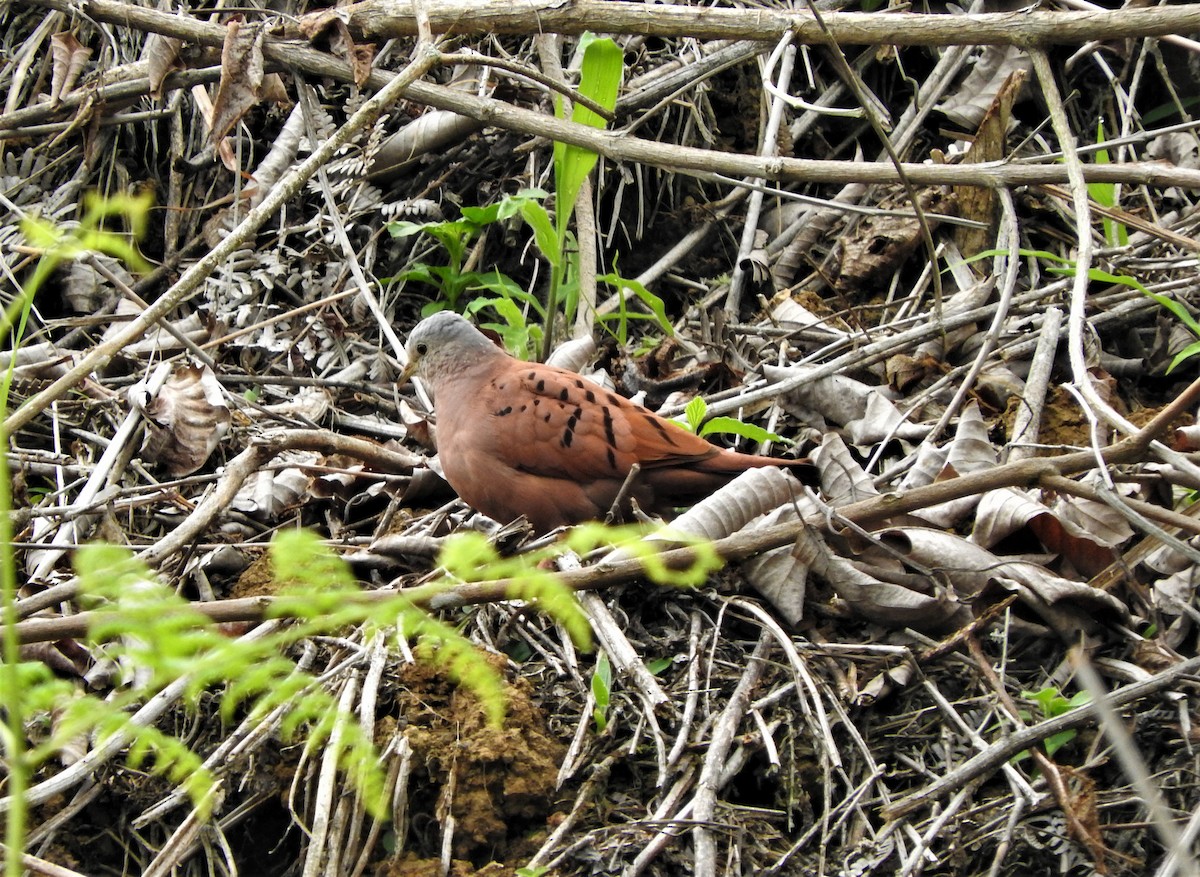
xmin=415 ymin=342 xmax=428 ymax=356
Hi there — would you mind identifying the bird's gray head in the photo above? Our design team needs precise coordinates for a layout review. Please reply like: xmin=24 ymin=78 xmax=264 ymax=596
xmin=401 ymin=311 xmax=504 ymax=388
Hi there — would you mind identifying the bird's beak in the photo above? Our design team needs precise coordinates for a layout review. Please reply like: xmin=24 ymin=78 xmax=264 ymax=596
xmin=399 ymin=358 xmax=418 ymax=386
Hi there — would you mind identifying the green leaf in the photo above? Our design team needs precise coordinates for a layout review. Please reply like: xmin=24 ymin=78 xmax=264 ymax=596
xmin=596 ymin=271 xmax=672 ymax=336
xmin=520 ymin=200 xmax=561 ymax=268
xmin=699 ymin=416 xmax=787 ymax=445
xmin=83 ymin=189 xmax=155 ymax=241
xmin=591 ymin=653 xmax=612 ymax=732
xmin=554 ymin=35 xmax=623 ymax=240
xmin=468 ymin=296 xmax=541 ymax=357
xmin=1088 ymin=120 xmax=1128 ymax=247
xmin=684 ymin=396 xmax=707 ymax=433
xmin=645 ymin=658 xmax=672 ymax=676
xmin=460 ymin=202 xmax=504 ymax=225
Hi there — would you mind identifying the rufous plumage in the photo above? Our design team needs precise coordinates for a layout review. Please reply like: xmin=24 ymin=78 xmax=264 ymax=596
xmin=401 ymin=311 xmax=811 ymax=532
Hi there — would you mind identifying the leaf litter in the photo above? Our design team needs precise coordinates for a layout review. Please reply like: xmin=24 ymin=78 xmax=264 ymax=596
xmin=5 ymin=2 xmax=1200 ymax=875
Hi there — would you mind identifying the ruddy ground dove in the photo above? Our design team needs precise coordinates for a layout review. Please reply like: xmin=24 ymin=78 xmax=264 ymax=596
xmin=401 ymin=311 xmax=812 ymax=532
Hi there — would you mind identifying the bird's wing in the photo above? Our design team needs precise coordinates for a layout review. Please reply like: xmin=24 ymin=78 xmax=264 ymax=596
xmin=477 ymin=361 xmax=720 ymax=482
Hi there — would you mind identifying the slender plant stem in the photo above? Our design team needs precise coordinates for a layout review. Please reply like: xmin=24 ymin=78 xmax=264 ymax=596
xmin=0 ymin=256 xmax=49 ymax=877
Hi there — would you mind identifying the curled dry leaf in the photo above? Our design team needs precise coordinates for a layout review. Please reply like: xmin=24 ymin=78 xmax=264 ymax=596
xmin=210 ymin=17 xmax=265 ymax=147
xmin=884 ymin=351 xmax=937 ymax=393
xmin=51 ymin=702 xmax=91 ymax=767
xmin=740 ymin=228 xmax=772 ymax=284
xmin=913 ymin=276 xmax=996 ymax=362
xmin=245 ymin=103 xmax=305 ymax=207
xmin=130 ymin=363 xmax=231 ymax=477
xmin=911 ymin=401 xmax=997 ymax=528
xmin=971 ymin=480 xmax=1133 ymax=575
xmin=142 ymin=31 xmax=182 ymax=101
xmin=666 ymin=465 xmax=808 ymax=542
xmin=900 ymin=441 xmax=948 ymax=492
xmin=1150 ymin=564 xmax=1200 ymax=650
xmin=362 ymin=533 xmax=449 ymax=564
xmin=832 ymin=188 xmax=953 ymax=294
xmin=935 ymin=45 xmax=1033 ymax=130
xmin=812 ymin=432 xmax=878 ymax=508
xmin=1147 ymin=131 xmax=1200 ymax=171
xmin=766 ymin=364 xmax=927 ymax=446
xmin=794 ymin=525 xmax=967 ymax=631
xmin=847 ymin=391 xmax=929 ymax=448
xmin=765 ymin=364 xmax=872 ymax=428
xmin=102 ymin=299 xmax=211 ymax=357
xmin=399 ymin=399 xmax=433 ymax=449
xmin=61 ymin=254 xmax=133 ymax=313
xmin=953 ymin=66 xmax=1027 ymax=259
xmin=973 ymin=360 xmax=1026 ymax=410
xmin=49 ymin=32 xmax=92 ymax=105
xmin=257 ymin=386 xmax=333 ymax=424
xmin=943 ymin=402 xmax=996 ymax=475
xmin=871 ymin=527 xmax=1127 ymax=630
xmin=601 ymin=467 xmax=815 ymax=622
xmin=230 ymin=449 xmax=317 ymax=520
xmin=604 ymin=464 xmax=799 ymax=551
xmin=737 ymin=502 xmax=815 ymax=625
xmin=873 ymin=527 xmax=1000 ymax=600
xmin=20 ymin=639 xmax=91 ymax=678
xmin=987 ymin=562 xmax=1129 ymax=633
xmin=855 ymin=659 xmax=915 ymax=706
xmin=1141 ymin=535 xmax=1200 ymax=577
xmin=769 ymin=295 xmax=847 ymax=338
xmin=309 ymin=459 xmax=367 ymax=501
xmin=368 ymin=113 xmax=485 ymax=182
xmin=326 ymin=18 xmax=375 ymax=88
xmin=546 ymin=334 xmax=598 ymax=373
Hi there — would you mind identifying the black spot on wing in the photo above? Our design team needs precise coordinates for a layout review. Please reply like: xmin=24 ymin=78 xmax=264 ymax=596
xmin=644 ymin=413 xmax=678 ymax=446
xmin=559 ymin=387 xmax=569 ymax=401
xmin=602 ymin=408 xmax=617 ymax=448
xmin=495 ymin=406 xmax=513 ymax=416
xmin=562 ymin=406 xmax=581 ymax=448
xmin=585 ymin=389 xmax=596 ymax=403
xmin=536 ymin=379 xmax=546 ymax=393
xmin=606 ymin=447 xmax=617 ymax=470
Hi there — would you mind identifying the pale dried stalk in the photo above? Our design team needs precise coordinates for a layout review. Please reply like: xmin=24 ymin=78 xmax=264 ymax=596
xmin=22 ymin=0 xmax=1200 ymax=197
xmin=578 ymin=590 xmax=669 ymax=707
xmin=1006 ymin=306 xmax=1063 ymax=463
xmin=691 ymin=630 xmax=772 ymax=877
xmin=723 ymin=37 xmax=795 ymax=316
xmin=141 ymin=784 xmax=227 ymax=877
xmin=304 ymin=668 xmax=360 ymax=877
xmin=307 ymin=0 xmax=1200 ymax=46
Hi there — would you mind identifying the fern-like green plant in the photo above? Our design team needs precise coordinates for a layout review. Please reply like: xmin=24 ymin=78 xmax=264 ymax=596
xmin=3 ymin=199 xmax=730 ymax=874
xmin=2 ymin=192 xmax=154 ymax=877
xmin=1012 ymin=686 xmax=1092 ymax=762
